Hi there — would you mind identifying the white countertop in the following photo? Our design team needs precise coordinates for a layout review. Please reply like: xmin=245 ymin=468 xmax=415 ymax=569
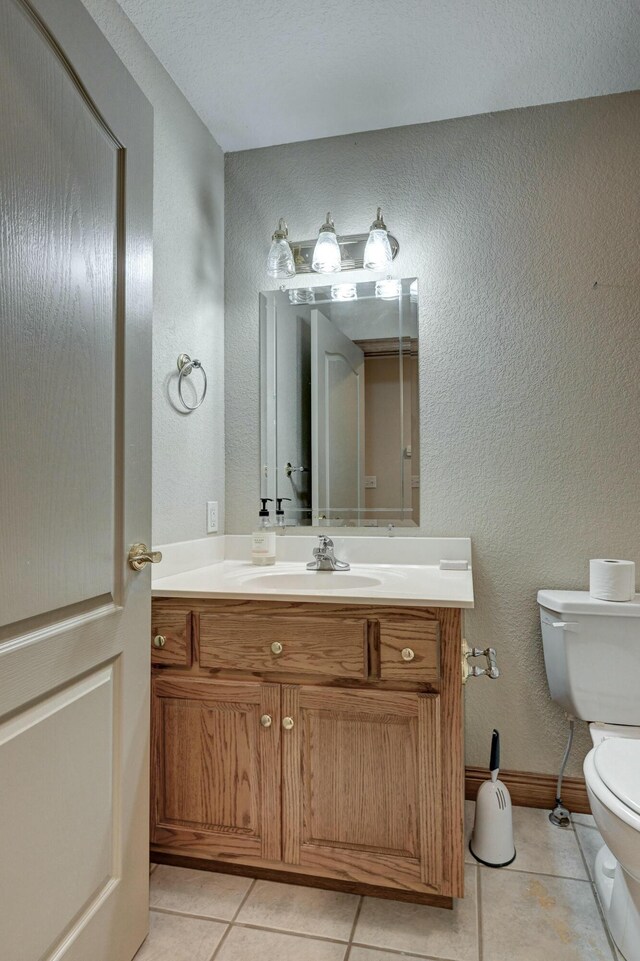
xmin=152 ymin=536 xmax=474 ymax=608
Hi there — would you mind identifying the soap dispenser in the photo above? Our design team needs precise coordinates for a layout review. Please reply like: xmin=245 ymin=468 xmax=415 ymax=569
xmin=251 ymin=499 xmax=276 ymax=565
xmin=275 ymin=497 xmax=291 ymax=532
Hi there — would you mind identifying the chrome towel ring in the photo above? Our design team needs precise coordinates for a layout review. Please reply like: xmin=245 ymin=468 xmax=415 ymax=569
xmin=177 ymin=353 xmax=207 ymax=412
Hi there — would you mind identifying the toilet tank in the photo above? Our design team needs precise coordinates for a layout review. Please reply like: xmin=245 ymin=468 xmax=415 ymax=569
xmin=538 ymin=590 xmax=640 ymax=726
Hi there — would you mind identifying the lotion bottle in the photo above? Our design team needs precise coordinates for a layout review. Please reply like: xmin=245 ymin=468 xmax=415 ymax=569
xmin=251 ymin=499 xmax=276 ymax=565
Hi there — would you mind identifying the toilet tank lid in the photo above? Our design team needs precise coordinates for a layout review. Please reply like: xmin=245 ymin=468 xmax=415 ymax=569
xmin=594 ymin=738 xmax=640 ymax=816
xmin=538 ymin=590 xmax=640 ymax=616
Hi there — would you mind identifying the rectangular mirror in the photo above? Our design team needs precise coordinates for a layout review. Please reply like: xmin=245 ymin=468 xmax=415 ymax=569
xmin=260 ymin=277 xmax=419 ymax=528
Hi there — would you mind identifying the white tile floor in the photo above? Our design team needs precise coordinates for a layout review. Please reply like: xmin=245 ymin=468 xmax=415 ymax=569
xmin=137 ymin=805 xmax=620 ymax=961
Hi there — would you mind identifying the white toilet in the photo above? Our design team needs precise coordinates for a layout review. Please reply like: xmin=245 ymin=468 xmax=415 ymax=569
xmin=539 ymin=590 xmax=640 ymax=961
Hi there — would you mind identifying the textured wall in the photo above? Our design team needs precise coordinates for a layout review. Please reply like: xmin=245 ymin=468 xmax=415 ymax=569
xmin=81 ymin=0 xmax=225 ymax=544
xmin=225 ymin=92 xmax=640 ymax=776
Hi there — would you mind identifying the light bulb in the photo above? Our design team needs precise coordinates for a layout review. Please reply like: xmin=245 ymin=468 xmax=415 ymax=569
xmin=375 ymin=278 xmax=401 ymax=300
xmin=364 ymin=207 xmax=393 ymax=270
xmin=312 ymin=213 xmax=342 ymax=273
xmin=267 ymin=218 xmax=295 ymax=278
xmin=331 ymin=283 xmax=357 ymax=301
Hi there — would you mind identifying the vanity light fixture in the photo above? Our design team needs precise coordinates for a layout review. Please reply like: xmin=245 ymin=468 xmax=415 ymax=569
xmin=375 ymin=277 xmax=402 ymax=300
xmin=268 ymin=210 xmax=399 ymax=275
xmin=267 ymin=218 xmax=295 ymax=279
xmin=330 ymin=283 xmax=357 ymax=301
xmin=311 ymin=212 xmax=342 ymax=274
xmin=364 ymin=207 xmax=393 ymax=271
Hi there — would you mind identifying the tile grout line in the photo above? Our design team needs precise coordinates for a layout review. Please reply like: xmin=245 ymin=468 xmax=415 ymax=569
xmin=229 ymin=919 xmax=351 ymax=945
xmin=151 ymin=906 xmax=239 ymax=924
xmin=208 ymin=878 xmax=257 ymax=961
xmin=573 ymin=821 xmax=594 ymax=883
xmin=573 ymin=827 xmax=619 ymax=961
xmin=350 ymin=944 xmax=471 ymax=961
xmin=487 ymin=864 xmax=592 ymax=883
xmin=344 ymin=895 xmax=364 ymax=961
xmin=230 ymin=877 xmax=258 ymax=923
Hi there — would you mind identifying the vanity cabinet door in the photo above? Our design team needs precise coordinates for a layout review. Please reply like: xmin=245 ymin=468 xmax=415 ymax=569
xmin=151 ymin=677 xmax=281 ymax=862
xmin=281 ymin=685 xmax=445 ymax=895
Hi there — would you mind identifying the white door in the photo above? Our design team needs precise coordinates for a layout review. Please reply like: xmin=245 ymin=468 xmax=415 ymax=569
xmin=311 ymin=309 xmax=365 ymax=522
xmin=0 ymin=1 xmax=153 ymax=960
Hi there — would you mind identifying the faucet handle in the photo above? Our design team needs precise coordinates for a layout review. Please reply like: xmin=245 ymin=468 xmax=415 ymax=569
xmin=318 ymin=535 xmax=333 ymax=549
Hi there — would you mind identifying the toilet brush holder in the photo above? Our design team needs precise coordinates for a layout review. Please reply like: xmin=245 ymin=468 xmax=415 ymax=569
xmin=470 ymin=730 xmax=516 ymax=867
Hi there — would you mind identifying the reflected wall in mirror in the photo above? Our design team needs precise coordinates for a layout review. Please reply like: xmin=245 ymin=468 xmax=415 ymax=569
xmin=260 ymin=278 xmax=419 ymax=528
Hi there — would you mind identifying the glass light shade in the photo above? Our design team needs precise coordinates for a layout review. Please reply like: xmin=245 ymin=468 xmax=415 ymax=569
xmin=364 ymin=227 xmax=393 ymax=270
xmin=375 ymin=278 xmax=402 ymax=300
xmin=267 ymin=236 xmax=295 ymax=278
xmin=312 ymin=231 xmax=342 ymax=273
xmin=409 ymin=279 xmax=418 ymax=303
xmin=289 ymin=288 xmax=315 ymax=305
xmin=331 ymin=283 xmax=357 ymax=301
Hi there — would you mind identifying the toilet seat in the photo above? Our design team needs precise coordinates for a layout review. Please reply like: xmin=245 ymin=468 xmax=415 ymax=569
xmin=594 ymin=739 xmax=640 ymax=817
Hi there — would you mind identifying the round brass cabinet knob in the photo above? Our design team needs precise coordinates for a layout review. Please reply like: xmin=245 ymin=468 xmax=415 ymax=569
xmin=282 ymin=717 xmax=295 ymax=730
xmin=271 ymin=641 xmax=283 ymax=655
xmin=153 ymin=635 xmax=166 ymax=649
xmin=401 ymin=647 xmax=415 ymax=662
xmin=260 ymin=714 xmax=273 ymax=728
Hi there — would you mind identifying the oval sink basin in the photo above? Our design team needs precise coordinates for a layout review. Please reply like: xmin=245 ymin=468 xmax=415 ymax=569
xmin=247 ymin=572 xmax=382 ymax=591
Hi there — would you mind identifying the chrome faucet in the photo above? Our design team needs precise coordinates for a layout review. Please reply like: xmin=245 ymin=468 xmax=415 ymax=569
xmin=306 ymin=535 xmax=350 ymax=571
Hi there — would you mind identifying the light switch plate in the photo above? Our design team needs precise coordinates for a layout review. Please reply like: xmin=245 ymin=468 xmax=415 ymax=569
xmin=412 ymin=475 xmax=420 ymax=489
xmin=364 ymin=476 xmax=377 ymax=489
xmin=206 ymin=501 xmax=218 ymax=533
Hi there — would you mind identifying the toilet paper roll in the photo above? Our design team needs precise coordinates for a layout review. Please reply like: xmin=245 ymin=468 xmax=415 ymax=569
xmin=589 ymin=559 xmax=636 ymax=602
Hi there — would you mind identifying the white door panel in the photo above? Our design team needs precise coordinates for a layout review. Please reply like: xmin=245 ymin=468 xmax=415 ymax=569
xmin=0 ymin=666 xmax=115 ymax=961
xmin=0 ymin=0 xmax=153 ymax=959
xmin=311 ymin=309 xmax=365 ymax=521
xmin=0 ymin=0 xmax=118 ymax=626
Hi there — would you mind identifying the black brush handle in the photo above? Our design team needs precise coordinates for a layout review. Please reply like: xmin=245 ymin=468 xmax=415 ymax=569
xmin=490 ymin=729 xmax=500 ymax=774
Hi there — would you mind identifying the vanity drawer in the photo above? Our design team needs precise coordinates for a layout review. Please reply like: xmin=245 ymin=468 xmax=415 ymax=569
xmin=379 ymin=619 xmax=440 ymax=681
xmin=151 ymin=609 xmax=192 ymax=667
xmin=198 ymin=613 xmax=367 ymax=679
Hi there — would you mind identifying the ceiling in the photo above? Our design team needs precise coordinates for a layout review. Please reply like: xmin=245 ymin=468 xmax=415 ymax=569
xmin=116 ymin=0 xmax=640 ymax=152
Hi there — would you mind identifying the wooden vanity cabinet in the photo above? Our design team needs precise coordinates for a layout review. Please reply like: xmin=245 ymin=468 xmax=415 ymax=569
xmin=281 ymin=685 xmax=443 ymax=893
xmin=152 ymin=677 xmax=281 ymax=862
xmin=150 ymin=598 xmax=464 ymax=907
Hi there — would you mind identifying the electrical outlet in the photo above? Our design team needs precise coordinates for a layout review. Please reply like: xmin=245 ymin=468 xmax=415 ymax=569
xmin=411 ymin=475 xmax=420 ymax=489
xmin=364 ymin=476 xmax=377 ymax=489
xmin=206 ymin=501 xmax=218 ymax=533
